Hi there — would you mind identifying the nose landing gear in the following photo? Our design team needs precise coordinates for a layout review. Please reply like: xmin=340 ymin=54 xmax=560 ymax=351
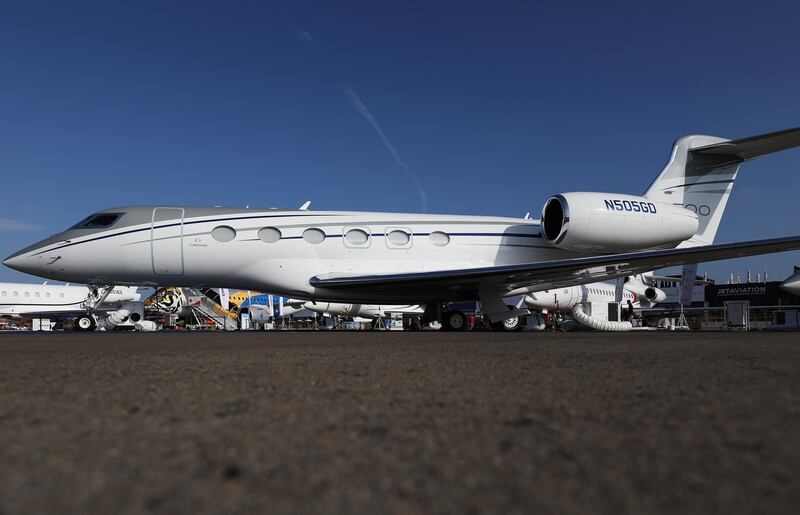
xmin=75 ymin=284 xmax=117 ymax=331
xmin=75 ymin=314 xmax=97 ymax=331
xmin=82 ymin=284 xmax=117 ymax=310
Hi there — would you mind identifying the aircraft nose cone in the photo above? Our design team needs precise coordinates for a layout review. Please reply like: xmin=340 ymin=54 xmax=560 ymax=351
xmin=4 ymin=237 xmax=67 ymax=278
xmin=3 ymin=253 xmax=27 ymax=272
xmin=4 ymin=248 xmax=51 ymax=276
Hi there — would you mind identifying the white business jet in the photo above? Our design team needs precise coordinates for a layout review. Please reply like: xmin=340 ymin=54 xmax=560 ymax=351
xmin=525 ymin=269 xmax=715 ymax=313
xmin=5 ymin=127 xmax=800 ymax=330
xmin=524 ymin=275 xmax=666 ymax=312
xmin=0 ymin=282 xmax=147 ymax=330
xmin=302 ymin=302 xmax=424 ymax=321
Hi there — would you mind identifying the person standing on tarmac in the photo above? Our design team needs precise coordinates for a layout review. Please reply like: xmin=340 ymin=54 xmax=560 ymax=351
xmin=624 ymin=300 xmax=634 ymax=321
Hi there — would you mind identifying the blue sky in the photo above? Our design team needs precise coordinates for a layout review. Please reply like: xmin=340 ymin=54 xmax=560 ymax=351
xmin=1 ymin=0 xmax=799 ymax=283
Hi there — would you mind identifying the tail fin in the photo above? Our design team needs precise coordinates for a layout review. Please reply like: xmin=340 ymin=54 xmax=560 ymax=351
xmin=644 ymin=127 xmax=800 ymax=247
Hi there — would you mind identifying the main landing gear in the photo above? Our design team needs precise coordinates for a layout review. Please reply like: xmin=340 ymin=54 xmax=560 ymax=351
xmin=426 ymin=302 xmax=528 ymax=331
xmin=424 ymin=304 xmax=465 ymax=332
xmin=442 ymin=310 xmax=467 ymax=331
xmin=491 ymin=305 xmax=526 ymax=332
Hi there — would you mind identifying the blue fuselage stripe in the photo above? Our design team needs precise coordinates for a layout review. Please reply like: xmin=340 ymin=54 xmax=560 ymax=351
xmin=33 ymin=214 xmax=541 ymax=255
xmin=33 ymin=214 xmax=333 ymax=255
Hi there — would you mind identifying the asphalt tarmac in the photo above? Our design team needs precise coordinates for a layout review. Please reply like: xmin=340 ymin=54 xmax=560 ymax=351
xmin=0 ymin=331 xmax=797 ymax=515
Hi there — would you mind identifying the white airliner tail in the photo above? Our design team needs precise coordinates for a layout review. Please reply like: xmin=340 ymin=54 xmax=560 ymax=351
xmin=644 ymin=127 xmax=800 ymax=247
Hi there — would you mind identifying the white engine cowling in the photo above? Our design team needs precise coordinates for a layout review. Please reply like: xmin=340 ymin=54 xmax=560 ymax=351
xmin=541 ymin=192 xmax=699 ymax=252
xmin=644 ymin=286 xmax=667 ymax=305
xmin=625 ymin=279 xmax=668 ymax=307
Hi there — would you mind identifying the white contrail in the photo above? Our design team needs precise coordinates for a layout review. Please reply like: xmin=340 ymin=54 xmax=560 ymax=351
xmin=294 ymin=29 xmax=313 ymax=42
xmin=342 ymin=86 xmax=428 ymax=212
xmin=0 ymin=217 xmax=42 ymax=231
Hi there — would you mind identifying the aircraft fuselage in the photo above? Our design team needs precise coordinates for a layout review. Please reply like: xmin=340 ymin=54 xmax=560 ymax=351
xmin=4 ymin=206 xmax=561 ymax=303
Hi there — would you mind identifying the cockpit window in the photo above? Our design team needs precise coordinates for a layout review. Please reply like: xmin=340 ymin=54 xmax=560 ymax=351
xmin=70 ymin=213 xmax=123 ymax=229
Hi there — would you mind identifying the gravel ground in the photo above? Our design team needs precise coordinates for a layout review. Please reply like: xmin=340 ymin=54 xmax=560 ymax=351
xmin=0 ymin=331 xmax=798 ymax=515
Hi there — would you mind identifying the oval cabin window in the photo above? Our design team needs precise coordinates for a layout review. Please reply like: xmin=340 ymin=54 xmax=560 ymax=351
xmin=258 ymin=227 xmax=282 ymax=243
xmin=345 ymin=229 xmax=369 ymax=246
xmin=387 ymin=230 xmax=410 ymax=246
xmin=211 ymin=226 xmax=237 ymax=242
xmin=303 ymin=228 xmax=326 ymax=244
xmin=429 ymin=231 xmax=450 ymax=247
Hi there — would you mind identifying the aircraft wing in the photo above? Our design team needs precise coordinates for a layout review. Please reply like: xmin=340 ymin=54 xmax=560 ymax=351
xmin=310 ymin=235 xmax=800 ymax=300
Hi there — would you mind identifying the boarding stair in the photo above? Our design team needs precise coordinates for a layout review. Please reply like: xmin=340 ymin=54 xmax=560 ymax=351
xmin=183 ymin=288 xmax=238 ymax=330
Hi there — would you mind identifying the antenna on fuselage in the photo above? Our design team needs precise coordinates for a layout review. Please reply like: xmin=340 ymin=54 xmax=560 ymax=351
xmin=299 ymin=201 xmax=311 ymax=211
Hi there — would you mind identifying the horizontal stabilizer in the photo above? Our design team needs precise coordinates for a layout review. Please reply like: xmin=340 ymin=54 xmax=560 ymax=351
xmin=691 ymin=126 xmax=800 ymax=162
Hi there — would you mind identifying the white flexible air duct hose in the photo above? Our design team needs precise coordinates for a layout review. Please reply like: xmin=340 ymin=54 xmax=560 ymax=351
xmin=99 ymin=309 xmax=131 ymax=330
xmin=530 ymin=312 xmax=547 ymax=331
xmin=134 ymin=321 xmax=158 ymax=332
xmin=571 ymin=304 xmax=632 ymax=332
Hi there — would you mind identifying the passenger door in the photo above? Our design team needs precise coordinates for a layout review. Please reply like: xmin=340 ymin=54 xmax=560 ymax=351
xmin=151 ymin=208 xmax=184 ymax=276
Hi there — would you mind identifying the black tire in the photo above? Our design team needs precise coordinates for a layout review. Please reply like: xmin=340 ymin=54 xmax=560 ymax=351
xmin=492 ymin=304 xmax=526 ymax=332
xmin=75 ymin=314 xmax=96 ymax=331
xmin=442 ymin=310 xmax=467 ymax=331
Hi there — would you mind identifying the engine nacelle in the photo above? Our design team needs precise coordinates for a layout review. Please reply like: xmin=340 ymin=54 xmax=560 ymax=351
xmin=644 ymin=287 xmax=667 ymax=305
xmin=627 ymin=282 xmax=667 ymax=307
xmin=541 ymin=192 xmax=699 ymax=252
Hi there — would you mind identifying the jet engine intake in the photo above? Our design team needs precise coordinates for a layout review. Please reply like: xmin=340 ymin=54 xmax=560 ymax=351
xmin=644 ymin=287 xmax=667 ymax=304
xmin=541 ymin=192 xmax=698 ymax=252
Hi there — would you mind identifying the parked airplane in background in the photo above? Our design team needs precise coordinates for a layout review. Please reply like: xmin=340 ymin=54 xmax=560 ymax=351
xmin=146 ymin=287 xmax=191 ymax=317
xmin=0 ymin=282 xmax=149 ymax=330
xmin=227 ymin=290 xmax=263 ymax=309
xmin=780 ymin=267 xmax=800 ymax=295
xmin=524 ymin=275 xmax=666 ymax=312
xmin=234 ymin=292 xmax=304 ymax=317
xmin=302 ymin=301 xmax=424 ymax=321
xmin=5 ymin=127 xmax=800 ymax=330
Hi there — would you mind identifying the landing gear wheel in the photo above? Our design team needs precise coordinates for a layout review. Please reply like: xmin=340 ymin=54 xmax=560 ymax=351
xmin=75 ymin=314 xmax=96 ymax=331
xmin=442 ymin=310 xmax=467 ymax=331
xmin=492 ymin=304 xmax=526 ymax=332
